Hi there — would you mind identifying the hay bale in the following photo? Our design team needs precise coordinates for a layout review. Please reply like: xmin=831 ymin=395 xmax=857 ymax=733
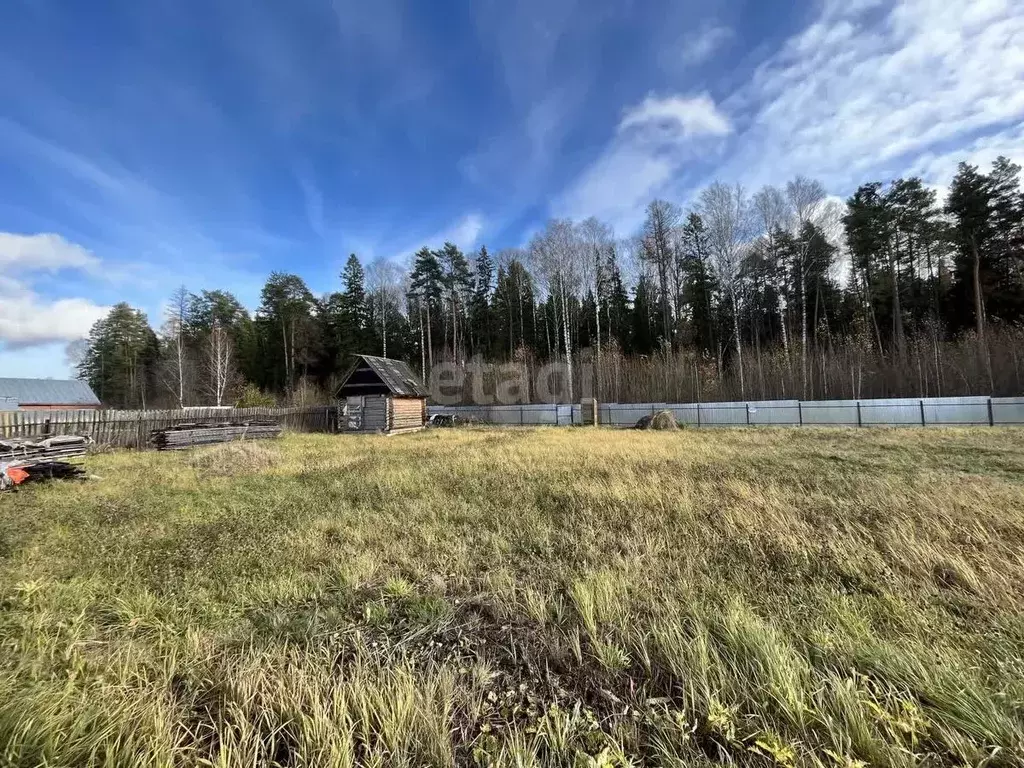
xmin=186 ymin=441 xmax=280 ymax=476
xmin=634 ymin=410 xmax=678 ymax=430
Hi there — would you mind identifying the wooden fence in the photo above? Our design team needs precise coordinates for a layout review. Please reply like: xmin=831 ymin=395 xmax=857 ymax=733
xmin=0 ymin=406 xmax=336 ymax=449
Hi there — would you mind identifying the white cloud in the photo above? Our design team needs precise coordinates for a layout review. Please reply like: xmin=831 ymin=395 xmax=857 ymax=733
xmin=619 ymin=94 xmax=733 ymax=137
xmin=555 ymin=94 xmax=732 ymax=230
xmin=0 ymin=232 xmax=110 ymax=348
xmin=719 ymin=0 xmax=1024 ymax=191
xmin=0 ymin=232 xmax=100 ymax=273
xmin=0 ymin=277 xmax=109 ymax=347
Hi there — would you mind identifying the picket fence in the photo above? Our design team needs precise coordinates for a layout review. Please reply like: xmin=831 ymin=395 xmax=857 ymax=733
xmin=0 ymin=406 xmax=335 ymax=449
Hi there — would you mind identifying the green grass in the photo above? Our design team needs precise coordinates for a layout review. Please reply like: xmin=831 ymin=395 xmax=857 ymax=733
xmin=2 ymin=427 xmax=1024 ymax=767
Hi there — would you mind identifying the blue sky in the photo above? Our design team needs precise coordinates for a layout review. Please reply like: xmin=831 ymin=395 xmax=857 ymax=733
xmin=1 ymin=0 xmax=1022 ymax=377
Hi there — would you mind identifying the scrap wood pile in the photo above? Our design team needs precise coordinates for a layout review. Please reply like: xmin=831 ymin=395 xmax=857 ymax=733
xmin=151 ymin=420 xmax=283 ymax=451
xmin=0 ymin=435 xmax=91 ymax=491
xmin=0 ymin=434 xmax=91 ymax=463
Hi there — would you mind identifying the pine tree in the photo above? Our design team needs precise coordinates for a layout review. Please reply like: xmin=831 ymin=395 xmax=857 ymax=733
xmin=258 ymin=272 xmax=316 ymax=392
xmin=437 ymin=242 xmax=472 ymax=360
xmin=986 ymin=157 xmax=1024 ymax=322
xmin=946 ymin=163 xmax=992 ymax=341
xmin=631 ymin=275 xmax=657 ymax=355
xmin=410 ymin=247 xmax=444 ymax=374
xmin=77 ymin=303 xmax=160 ymax=408
xmin=339 ymin=254 xmax=368 ymax=358
xmin=602 ymin=247 xmax=631 ymax=353
xmin=679 ymin=213 xmax=720 ymax=358
xmin=470 ymin=246 xmax=494 ymax=357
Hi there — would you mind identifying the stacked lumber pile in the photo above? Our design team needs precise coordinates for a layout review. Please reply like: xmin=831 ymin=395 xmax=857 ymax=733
xmin=0 ymin=435 xmax=91 ymax=491
xmin=0 ymin=435 xmax=92 ymax=463
xmin=151 ymin=421 xmax=282 ymax=451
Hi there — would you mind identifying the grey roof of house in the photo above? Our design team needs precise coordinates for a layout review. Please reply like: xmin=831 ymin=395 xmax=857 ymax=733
xmin=338 ymin=355 xmax=429 ymax=398
xmin=0 ymin=378 xmax=101 ymax=406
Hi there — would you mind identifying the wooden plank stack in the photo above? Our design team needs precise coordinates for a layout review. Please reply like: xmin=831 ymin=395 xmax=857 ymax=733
xmin=150 ymin=421 xmax=283 ymax=451
xmin=0 ymin=434 xmax=92 ymax=464
xmin=2 ymin=406 xmax=330 ymax=449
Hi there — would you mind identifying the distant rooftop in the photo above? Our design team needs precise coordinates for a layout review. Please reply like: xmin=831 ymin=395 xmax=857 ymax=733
xmin=0 ymin=378 xmax=101 ymax=406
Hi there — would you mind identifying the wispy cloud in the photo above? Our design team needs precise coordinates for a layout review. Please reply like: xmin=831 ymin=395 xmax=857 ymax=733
xmin=716 ymin=0 xmax=1024 ymax=191
xmin=553 ymin=0 xmax=1024 ymax=235
xmin=555 ymin=94 xmax=732 ymax=230
xmin=671 ymin=24 xmax=733 ymax=68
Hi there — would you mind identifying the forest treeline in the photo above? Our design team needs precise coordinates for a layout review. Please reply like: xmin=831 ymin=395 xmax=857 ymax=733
xmin=75 ymin=158 xmax=1024 ymax=407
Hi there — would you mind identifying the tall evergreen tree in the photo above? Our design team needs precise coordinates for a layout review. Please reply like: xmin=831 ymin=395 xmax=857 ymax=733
xmin=437 ymin=242 xmax=472 ymax=360
xmin=470 ymin=246 xmax=494 ymax=357
xmin=631 ymin=274 xmax=658 ymax=355
xmin=77 ymin=303 xmax=160 ymax=408
xmin=338 ymin=254 xmax=369 ymax=359
xmin=410 ymin=246 xmax=444 ymax=374
xmin=679 ymin=213 xmax=720 ymax=358
xmin=258 ymin=272 xmax=316 ymax=392
xmin=946 ymin=163 xmax=993 ymax=340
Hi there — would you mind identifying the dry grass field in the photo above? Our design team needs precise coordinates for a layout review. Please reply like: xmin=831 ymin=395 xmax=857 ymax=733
xmin=1 ymin=427 xmax=1024 ymax=767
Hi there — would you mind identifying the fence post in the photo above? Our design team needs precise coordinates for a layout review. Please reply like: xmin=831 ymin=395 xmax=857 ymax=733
xmin=797 ymin=401 xmax=803 ymax=426
xmin=856 ymin=401 xmax=862 ymax=427
xmin=919 ymin=399 xmax=926 ymax=427
xmin=988 ymin=398 xmax=994 ymax=427
xmin=745 ymin=403 xmax=750 ymax=426
xmin=696 ymin=403 xmax=701 ymax=428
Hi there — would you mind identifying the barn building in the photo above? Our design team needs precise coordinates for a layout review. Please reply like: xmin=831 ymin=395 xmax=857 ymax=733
xmin=335 ymin=355 xmax=428 ymax=434
xmin=0 ymin=378 xmax=101 ymax=411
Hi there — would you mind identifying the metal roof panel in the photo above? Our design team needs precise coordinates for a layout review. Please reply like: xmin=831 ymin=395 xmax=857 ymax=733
xmin=0 ymin=378 xmax=101 ymax=406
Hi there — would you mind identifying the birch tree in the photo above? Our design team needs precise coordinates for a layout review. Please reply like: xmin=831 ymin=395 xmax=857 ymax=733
xmin=785 ymin=177 xmax=828 ymax=395
xmin=700 ymin=182 xmax=754 ymax=399
xmin=366 ymin=258 xmax=403 ymax=358
xmin=578 ymin=217 xmax=613 ymax=398
xmin=531 ymin=219 xmax=581 ymax=402
xmin=753 ymin=185 xmax=791 ymax=357
xmin=640 ymin=200 xmax=682 ymax=346
xmin=206 ymin=319 xmax=234 ymax=406
xmin=160 ymin=285 xmax=192 ymax=408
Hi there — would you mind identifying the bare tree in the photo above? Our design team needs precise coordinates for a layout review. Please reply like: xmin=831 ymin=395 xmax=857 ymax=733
xmin=753 ymin=185 xmax=792 ymax=357
xmin=205 ymin=319 xmax=234 ymax=406
xmin=700 ymin=182 xmax=754 ymax=399
xmin=640 ymin=200 xmax=682 ymax=346
xmin=160 ymin=285 xmax=192 ymax=408
xmin=366 ymin=258 xmax=403 ymax=358
xmin=785 ymin=177 xmax=834 ymax=396
xmin=578 ymin=217 xmax=613 ymax=398
xmin=531 ymin=219 xmax=581 ymax=402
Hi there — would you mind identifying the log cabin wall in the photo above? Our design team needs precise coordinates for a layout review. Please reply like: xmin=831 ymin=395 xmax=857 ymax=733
xmin=389 ymin=397 xmax=426 ymax=431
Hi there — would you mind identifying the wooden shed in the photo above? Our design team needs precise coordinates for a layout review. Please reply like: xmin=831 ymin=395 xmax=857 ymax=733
xmin=335 ymin=355 xmax=428 ymax=434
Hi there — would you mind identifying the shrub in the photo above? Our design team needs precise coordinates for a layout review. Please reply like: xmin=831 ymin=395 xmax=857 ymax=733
xmin=234 ymin=382 xmax=277 ymax=408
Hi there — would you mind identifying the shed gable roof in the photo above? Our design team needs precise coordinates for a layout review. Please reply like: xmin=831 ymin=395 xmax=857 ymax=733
xmin=335 ymin=355 xmax=429 ymax=398
xmin=0 ymin=378 xmax=100 ymax=406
